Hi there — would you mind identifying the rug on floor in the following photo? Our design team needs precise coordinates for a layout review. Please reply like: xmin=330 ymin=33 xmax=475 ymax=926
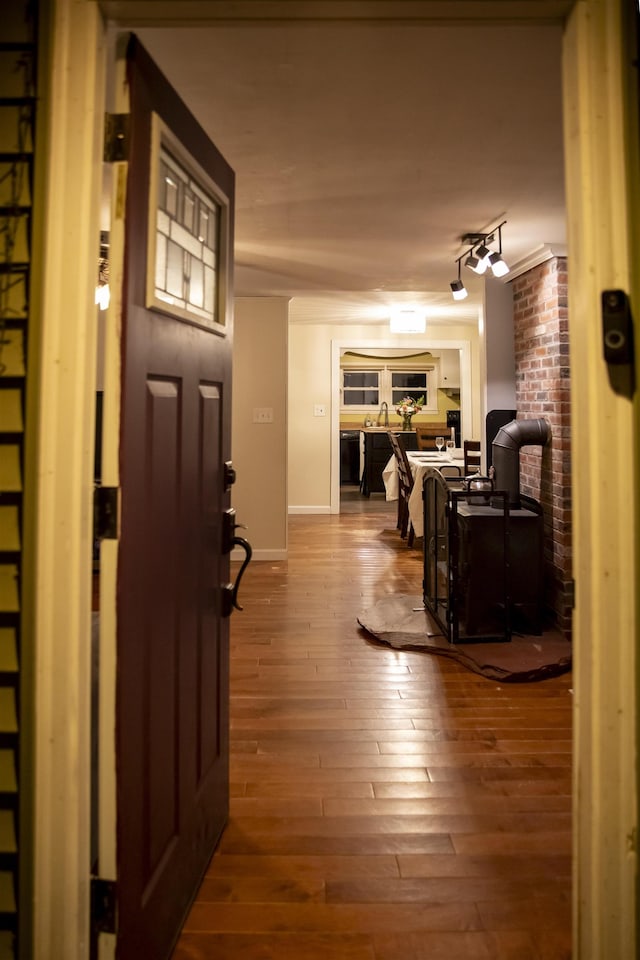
xmin=357 ymin=595 xmax=572 ymax=682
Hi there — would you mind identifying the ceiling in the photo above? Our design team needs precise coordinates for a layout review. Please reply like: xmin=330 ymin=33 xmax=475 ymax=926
xmin=102 ymin=1 xmax=571 ymax=325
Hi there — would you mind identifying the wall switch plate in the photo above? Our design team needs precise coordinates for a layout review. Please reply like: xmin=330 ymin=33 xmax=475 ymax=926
xmin=253 ymin=407 xmax=273 ymax=423
xmin=314 ymin=404 xmax=326 ymax=417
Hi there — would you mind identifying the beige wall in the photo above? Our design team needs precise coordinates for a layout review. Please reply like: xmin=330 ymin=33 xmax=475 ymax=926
xmin=232 ymin=298 xmax=289 ymax=558
xmin=289 ymin=320 xmax=480 ymax=512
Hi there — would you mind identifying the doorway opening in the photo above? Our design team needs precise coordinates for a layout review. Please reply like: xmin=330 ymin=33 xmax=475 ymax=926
xmin=331 ymin=338 xmax=473 ymax=514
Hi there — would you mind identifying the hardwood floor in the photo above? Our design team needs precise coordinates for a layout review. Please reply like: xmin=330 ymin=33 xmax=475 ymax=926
xmin=172 ymin=489 xmax=572 ymax=960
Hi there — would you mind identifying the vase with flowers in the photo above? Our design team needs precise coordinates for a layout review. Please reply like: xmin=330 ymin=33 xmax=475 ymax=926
xmin=396 ymin=395 xmax=424 ymax=431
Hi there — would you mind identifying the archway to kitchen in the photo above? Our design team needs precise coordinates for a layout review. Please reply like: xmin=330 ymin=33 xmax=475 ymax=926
xmin=330 ymin=337 xmax=474 ymax=513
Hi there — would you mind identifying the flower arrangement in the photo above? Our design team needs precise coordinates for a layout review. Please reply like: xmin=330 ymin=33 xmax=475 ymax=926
xmin=396 ymin=395 xmax=424 ymax=430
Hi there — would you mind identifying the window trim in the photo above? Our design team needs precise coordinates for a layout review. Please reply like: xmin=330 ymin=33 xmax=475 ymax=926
xmin=340 ymin=361 xmax=439 ymax=414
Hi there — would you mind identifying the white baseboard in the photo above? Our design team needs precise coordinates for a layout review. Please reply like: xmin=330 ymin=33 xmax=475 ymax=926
xmin=288 ymin=505 xmax=331 ymax=515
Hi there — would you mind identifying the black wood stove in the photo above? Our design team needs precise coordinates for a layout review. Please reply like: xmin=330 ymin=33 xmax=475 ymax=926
xmin=423 ymin=418 xmax=548 ymax=643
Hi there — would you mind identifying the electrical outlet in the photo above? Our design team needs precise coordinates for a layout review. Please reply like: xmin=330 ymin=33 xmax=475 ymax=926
xmin=253 ymin=407 xmax=274 ymax=423
xmin=314 ymin=404 xmax=326 ymax=417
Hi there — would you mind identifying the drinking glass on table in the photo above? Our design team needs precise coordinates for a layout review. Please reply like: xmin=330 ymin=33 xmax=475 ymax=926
xmin=435 ymin=436 xmax=444 ymax=455
xmin=445 ymin=439 xmax=455 ymax=457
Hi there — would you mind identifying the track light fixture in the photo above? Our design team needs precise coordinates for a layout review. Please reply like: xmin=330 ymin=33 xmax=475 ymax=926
xmin=487 ymin=223 xmax=509 ymax=277
xmin=450 ymin=257 xmax=468 ymax=301
xmin=451 ymin=220 xmax=510 ymax=299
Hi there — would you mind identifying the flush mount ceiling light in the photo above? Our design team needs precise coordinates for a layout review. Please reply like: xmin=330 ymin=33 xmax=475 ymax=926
xmin=389 ymin=307 xmax=427 ymax=333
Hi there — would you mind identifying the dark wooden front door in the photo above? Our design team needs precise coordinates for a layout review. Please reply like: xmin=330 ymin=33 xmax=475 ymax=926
xmin=115 ymin=36 xmax=234 ymax=958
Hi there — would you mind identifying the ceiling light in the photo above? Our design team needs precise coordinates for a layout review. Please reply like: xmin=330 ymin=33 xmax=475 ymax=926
xmin=466 ymin=249 xmax=488 ymax=275
xmin=488 ymin=223 xmax=510 ymax=277
xmin=389 ymin=308 xmax=426 ymax=333
xmin=450 ymin=259 xmax=468 ymax=300
xmin=455 ymin=219 xmax=510 ymax=286
xmin=488 ymin=252 xmax=509 ymax=277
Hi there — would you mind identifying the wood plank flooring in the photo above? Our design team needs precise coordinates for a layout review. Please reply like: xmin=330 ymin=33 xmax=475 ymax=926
xmin=172 ymin=490 xmax=572 ymax=960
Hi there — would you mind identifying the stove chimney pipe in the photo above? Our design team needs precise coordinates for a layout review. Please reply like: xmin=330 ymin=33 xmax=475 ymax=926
xmin=491 ymin=418 xmax=550 ymax=507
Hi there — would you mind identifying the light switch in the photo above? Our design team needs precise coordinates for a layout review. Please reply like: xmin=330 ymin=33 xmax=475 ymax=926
xmin=314 ymin=404 xmax=326 ymax=417
xmin=253 ymin=407 xmax=273 ymax=423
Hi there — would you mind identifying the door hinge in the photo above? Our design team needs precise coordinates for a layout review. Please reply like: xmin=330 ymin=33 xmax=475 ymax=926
xmin=104 ymin=112 xmax=129 ymax=162
xmin=91 ymin=876 xmax=117 ymax=935
xmin=94 ymin=486 xmax=119 ymax=540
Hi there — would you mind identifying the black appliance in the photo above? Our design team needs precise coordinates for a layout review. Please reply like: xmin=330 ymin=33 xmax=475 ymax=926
xmin=423 ymin=418 xmax=549 ymax=642
xmin=446 ymin=409 xmax=461 ymax=446
xmin=340 ymin=430 xmax=360 ymax=485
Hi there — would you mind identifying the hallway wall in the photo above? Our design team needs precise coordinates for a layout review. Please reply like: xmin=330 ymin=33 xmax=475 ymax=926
xmin=232 ymin=297 xmax=289 ymax=559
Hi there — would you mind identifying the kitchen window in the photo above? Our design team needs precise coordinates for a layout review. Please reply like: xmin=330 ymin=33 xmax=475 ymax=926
xmin=342 ymin=370 xmax=380 ymax=406
xmin=341 ymin=363 xmax=437 ymax=413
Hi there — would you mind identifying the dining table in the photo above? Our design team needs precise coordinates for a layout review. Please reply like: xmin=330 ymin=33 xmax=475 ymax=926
xmin=382 ymin=450 xmax=465 ymax=539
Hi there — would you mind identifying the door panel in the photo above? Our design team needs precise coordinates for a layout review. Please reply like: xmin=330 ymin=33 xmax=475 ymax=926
xmin=115 ymin=36 xmax=234 ymax=958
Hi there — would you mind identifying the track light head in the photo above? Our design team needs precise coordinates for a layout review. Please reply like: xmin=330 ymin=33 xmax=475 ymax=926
xmin=488 ymin=223 xmax=510 ymax=277
xmin=474 ymin=241 xmax=491 ymax=261
xmin=466 ymin=250 xmax=488 ymax=275
xmin=450 ymin=279 xmax=468 ymax=301
xmin=488 ymin=251 xmax=509 ymax=277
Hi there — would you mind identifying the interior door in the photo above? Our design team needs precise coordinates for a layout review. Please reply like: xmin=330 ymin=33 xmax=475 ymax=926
xmin=113 ymin=35 xmax=235 ymax=958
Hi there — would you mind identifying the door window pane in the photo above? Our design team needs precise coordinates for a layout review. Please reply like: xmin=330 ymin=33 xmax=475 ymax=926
xmin=152 ymin=139 xmax=222 ymax=328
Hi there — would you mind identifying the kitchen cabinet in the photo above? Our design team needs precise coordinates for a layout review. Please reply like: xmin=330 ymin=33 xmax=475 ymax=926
xmin=361 ymin=430 xmax=417 ymax=496
xmin=438 ymin=351 xmax=460 ymax=390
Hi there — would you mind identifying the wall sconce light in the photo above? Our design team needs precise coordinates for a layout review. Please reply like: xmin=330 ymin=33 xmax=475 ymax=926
xmin=95 ymin=230 xmax=110 ymax=310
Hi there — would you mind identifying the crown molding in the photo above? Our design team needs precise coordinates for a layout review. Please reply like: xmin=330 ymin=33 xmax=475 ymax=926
xmin=507 ymin=242 xmax=567 ymax=280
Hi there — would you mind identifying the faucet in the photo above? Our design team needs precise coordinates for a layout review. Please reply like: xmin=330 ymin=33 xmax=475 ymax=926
xmin=377 ymin=401 xmax=389 ymax=427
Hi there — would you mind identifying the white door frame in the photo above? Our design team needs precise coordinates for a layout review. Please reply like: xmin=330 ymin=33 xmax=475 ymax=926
xmin=330 ymin=337 xmax=473 ymax=513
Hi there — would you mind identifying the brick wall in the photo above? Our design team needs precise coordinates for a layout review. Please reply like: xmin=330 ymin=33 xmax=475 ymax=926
xmin=512 ymin=257 xmax=572 ymax=635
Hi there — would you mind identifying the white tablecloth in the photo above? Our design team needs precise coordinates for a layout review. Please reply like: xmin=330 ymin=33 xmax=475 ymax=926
xmin=383 ymin=452 xmax=464 ymax=539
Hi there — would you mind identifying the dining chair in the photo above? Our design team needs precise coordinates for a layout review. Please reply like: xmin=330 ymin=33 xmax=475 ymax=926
xmin=388 ymin=432 xmax=417 ymax=546
xmin=463 ymin=439 xmax=482 ymax=475
xmin=439 ymin=464 xmax=463 ymax=479
xmin=415 ymin=426 xmax=435 ymax=451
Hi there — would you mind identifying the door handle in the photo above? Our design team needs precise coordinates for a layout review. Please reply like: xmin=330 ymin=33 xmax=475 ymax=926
xmin=222 ymin=507 xmax=246 ymax=554
xmin=222 ymin=535 xmax=252 ymax=616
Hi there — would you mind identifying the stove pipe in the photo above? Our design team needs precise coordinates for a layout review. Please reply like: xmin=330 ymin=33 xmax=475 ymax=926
xmin=491 ymin=418 xmax=550 ymax=507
